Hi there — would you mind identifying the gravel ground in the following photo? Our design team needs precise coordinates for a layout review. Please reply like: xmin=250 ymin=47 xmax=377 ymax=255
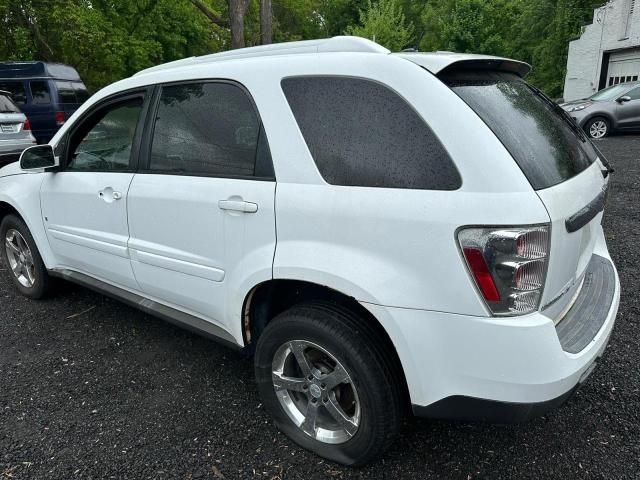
xmin=1 ymin=135 xmax=639 ymax=480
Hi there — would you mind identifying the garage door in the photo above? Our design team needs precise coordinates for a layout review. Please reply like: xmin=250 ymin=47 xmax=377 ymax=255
xmin=607 ymin=48 xmax=640 ymax=86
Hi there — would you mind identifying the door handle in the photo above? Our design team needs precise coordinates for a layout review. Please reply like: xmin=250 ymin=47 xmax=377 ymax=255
xmin=98 ymin=187 xmax=123 ymax=203
xmin=218 ymin=199 xmax=258 ymax=213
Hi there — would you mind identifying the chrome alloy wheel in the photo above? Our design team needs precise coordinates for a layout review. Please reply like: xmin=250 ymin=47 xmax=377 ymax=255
xmin=589 ymin=120 xmax=608 ymax=139
xmin=5 ymin=229 xmax=36 ymax=288
xmin=272 ymin=340 xmax=361 ymax=444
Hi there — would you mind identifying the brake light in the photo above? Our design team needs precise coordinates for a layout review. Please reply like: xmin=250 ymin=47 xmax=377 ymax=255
xmin=54 ymin=111 xmax=65 ymax=126
xmin=23 ymin=119 xmax=31 ymax=130
xmin=458 ymin=226 xmax=550 ymax=316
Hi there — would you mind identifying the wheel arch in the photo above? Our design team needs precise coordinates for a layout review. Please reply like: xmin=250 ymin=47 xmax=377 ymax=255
xmin=583 ymin=112 xmax=616 ymax=131
xmin=242 ymin=279 xmax=411 ymax=406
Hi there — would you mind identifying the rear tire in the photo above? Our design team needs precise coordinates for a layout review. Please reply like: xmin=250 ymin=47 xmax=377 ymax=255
xmin=0 ymin=214 xmax=52 ymax=299
xmin=585 ymin=117 xmax=610 ymax=139
xmin=254 ymin=302 xmax=403 ymax=466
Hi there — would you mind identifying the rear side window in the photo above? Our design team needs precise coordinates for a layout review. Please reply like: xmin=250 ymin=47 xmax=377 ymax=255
xmin=56 ymin=81 xmax=90 ymax=104
xmin=149 ymin=82 xmax=273 ymax=178
xmin=0 ymin=94 xmax=19 ymax=113
xmin=0 ymin=81 xmax=26 ymax=104
xmin=55 ymin=81 xmax=76 ymax=103
xmin=442 ymin=71 xmax=598 ymax=190
xmin=281 ymin=76 xmax=461 ymax=190
xmin=30 ymin=81 xmax=51 ymax=104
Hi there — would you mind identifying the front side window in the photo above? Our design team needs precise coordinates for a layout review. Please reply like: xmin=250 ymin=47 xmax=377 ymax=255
xmin=0 ymin=81 xmax=26 ymax=104
xmin=30 ymin=81 xmax=51 ymax=104
xmin=626 ymin=86 xmax=640 ymax=100
xmin=281 ymin=76 xmax=461 ymax=190
xmin=149 ymin=82 xmax=270 ymax=178
xmin=67 ymin=98 xmax=143 ymax=171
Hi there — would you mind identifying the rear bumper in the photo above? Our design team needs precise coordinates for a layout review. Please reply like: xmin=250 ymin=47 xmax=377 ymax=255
xmin=362 ymin=241 xmax=620 ymax=422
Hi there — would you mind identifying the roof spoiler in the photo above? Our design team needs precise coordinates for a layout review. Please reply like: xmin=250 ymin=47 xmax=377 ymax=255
xmin=438 ymin=58 xmax=531 ymax=78
xmin=396 ymin=53 xmax=531 ymax=79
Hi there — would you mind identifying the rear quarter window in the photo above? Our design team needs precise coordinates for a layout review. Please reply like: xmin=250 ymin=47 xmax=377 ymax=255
xmin=441 ymin=71 xmax=598 ymax=190
xmin=281 ymin=76 xmax=461 ymax=190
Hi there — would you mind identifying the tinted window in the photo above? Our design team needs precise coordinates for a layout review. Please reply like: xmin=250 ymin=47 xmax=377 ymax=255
xmin=74 ymin=83 xmax=90 ymax=103
xmin=0 ymin=81 xmax=26 ymax=104
xmin=443 ymin=71 xmax=597 ymax=190
xmin=0 ymin=94 xmax=19 ymax=113
xmin=626 ymin=86 xmax=640 ymax=100
xmin=281 ymin=76 xmax=460 ymax=190
xmin=68 ymin=99 xmax=142 ymax=171
xmin=55 ymin=81 xmax=76 ymax=103
xmin=30 ymin=81 xmax=51 ymax=104
xmin=149 ymin=82 xmax=269 ymax=177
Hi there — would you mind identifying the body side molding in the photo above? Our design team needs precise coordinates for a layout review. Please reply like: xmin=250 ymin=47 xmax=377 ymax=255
xmin=49 ymin=268 xmax=241 ymax=350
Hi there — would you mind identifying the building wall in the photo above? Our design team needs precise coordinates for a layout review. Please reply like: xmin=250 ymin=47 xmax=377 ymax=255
xmin=564 ymin=0 xmax=640 ymax=101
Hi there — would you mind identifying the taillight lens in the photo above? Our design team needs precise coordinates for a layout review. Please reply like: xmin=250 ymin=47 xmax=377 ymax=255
xmin=54 ymin=111 xmax=65 ymax=126
xmin=458 ymin=226 xmax=550 ymax=316
xmin=23 ymin=119 xmax=31 ymax=130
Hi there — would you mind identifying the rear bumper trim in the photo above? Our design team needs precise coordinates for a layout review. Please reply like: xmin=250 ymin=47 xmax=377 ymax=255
xmin=555 ymin=254 xmax=615 ymax=354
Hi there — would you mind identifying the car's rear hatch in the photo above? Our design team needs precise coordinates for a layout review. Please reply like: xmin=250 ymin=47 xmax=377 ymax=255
xmin=402 ymin=54 xmax=609 ymax=320
xmin=0 ymin=93 xmax=28 ymax=141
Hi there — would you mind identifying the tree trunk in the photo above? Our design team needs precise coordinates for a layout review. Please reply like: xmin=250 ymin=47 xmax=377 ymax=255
xmin=229 ymin=0 xmax=251 ymax=49
xmin=260 ymin=0 xmax=272 ymax=45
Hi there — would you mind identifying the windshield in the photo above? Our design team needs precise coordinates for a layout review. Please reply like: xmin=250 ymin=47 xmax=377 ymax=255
xmin=0 ymin=93 xmax=19 ymax=113
xmin=590 ymin=84 xmax=630 ymax=101
xmin=442 ymin=70 xmax=598 ymax=190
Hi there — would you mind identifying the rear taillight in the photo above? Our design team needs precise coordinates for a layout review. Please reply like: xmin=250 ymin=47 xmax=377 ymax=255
xmin=458 ymin=226 xmax=550 ymax=316
xmin=54 ymin=111 xmax=65 ymax=126
xmin=23 ymin=119 xmax=31 ymax=130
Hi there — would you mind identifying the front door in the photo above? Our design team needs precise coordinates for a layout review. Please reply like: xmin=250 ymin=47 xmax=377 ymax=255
xmin=41 ymin=91 xmax=148 ymax=290
xmin=127 ymin=81 xmax=276 ymax=330
xmin=616 ymin=86 xmax=640 ymax=129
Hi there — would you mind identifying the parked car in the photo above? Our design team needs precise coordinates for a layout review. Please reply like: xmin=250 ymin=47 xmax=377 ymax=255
xmin=0 ymin=37 xmax=620 ymax=466
xmin=0 ymin=61 xmax=89 ymax=143
xmin=561 ymin=81 xmax=640 ymax=138
xmin=0 ymin=90 xmax=36 ymax=166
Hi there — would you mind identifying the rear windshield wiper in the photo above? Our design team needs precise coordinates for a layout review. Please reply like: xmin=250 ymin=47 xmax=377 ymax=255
xmin=0 ymin=110 xmax=17 ymax=113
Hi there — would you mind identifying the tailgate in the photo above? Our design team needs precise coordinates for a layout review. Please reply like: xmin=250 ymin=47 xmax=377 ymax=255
xmin=537 ymin=162 xmax=607 ymax=319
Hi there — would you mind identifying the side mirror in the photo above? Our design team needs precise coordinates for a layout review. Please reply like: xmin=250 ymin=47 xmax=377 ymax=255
xmin=19 ymin=145 xmax=58 ymax=171
xmin=617 ymin=95 xmax=632 ymax=103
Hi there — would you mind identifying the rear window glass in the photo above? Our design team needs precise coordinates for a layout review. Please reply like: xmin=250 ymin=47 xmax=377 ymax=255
xmin=30 ymin=80 xmax=51 ymax=104
xmin=0 ymin=81 xmax=26 ymax=104
xmin=442 ymin=71 xmax=597 ymax=190
xmin=0 ymin=94 xmax=19 ymax=113
xmin=281 ymin=76 xmax=461 ymax=190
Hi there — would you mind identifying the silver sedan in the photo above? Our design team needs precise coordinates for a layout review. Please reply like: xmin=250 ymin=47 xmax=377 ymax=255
xmin=0 ymin=90 xmax=37 ymax=166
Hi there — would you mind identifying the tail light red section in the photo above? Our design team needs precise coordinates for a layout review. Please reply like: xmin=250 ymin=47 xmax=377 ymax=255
xmin=55 ymin=111 xmax=65 ymax=126
xmin=458 ymin=226 xmax=550 ymax=316
xmin=23 ymin=119 xmax=31 ymax=130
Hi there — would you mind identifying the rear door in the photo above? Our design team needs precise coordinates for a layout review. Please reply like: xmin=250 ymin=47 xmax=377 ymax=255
xmin=127 ymin=81 xmax=276 ymax=329
xmin=441 ymin=69 xmax=607 ymax=317
xmin=27 ymin=79 xmax=56 ymax=142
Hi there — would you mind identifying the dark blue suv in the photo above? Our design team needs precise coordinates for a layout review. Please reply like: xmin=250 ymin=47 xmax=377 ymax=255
xmin=0 ymin=62 xmax=89 ymax=143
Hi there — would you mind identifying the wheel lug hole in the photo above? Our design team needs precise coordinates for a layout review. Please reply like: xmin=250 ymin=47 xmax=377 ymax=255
xmin=321 ymin=383 xmax=326 ymax=389
xmin=322 ymin=396 xmax=328 ymax=403
xmin=307 ymin=375 xmax=313 ymax=381
xmin=311 ymin=398 xmax=317 ymax=403
xmin=302 ymin=385 xmax=308 ymax=390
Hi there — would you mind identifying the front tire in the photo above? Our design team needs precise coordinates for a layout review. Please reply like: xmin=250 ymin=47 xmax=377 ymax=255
xmin=0 ymin=214 xmax=52 ymax=299
xmin=585 ymin=117 xmax=610 ymax=139
xmin=255 ymin=302 xmax=403 ymax=466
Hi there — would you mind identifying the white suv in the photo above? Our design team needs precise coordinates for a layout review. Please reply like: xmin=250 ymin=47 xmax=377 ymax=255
xmin=0 ymin=37 xmax=620 ymax=465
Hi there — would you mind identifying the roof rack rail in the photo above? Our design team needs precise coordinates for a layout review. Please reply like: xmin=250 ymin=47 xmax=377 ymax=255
xmin=135 ymin=36 xmax=389 ymax=76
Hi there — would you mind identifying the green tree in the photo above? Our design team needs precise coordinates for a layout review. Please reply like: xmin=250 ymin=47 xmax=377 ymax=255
xmin=345 ymin=0 xmax=414 ymax=51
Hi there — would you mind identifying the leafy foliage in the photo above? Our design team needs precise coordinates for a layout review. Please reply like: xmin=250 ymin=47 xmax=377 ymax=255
xmin=0 ymin=0 xmax=606 ymax=96
xmin=345 ymin=0 xmax=414 ymax=51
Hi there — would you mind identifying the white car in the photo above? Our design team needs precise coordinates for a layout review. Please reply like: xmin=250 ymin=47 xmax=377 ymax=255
xmin=0 ymin=37 xmax=620 ymax=465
